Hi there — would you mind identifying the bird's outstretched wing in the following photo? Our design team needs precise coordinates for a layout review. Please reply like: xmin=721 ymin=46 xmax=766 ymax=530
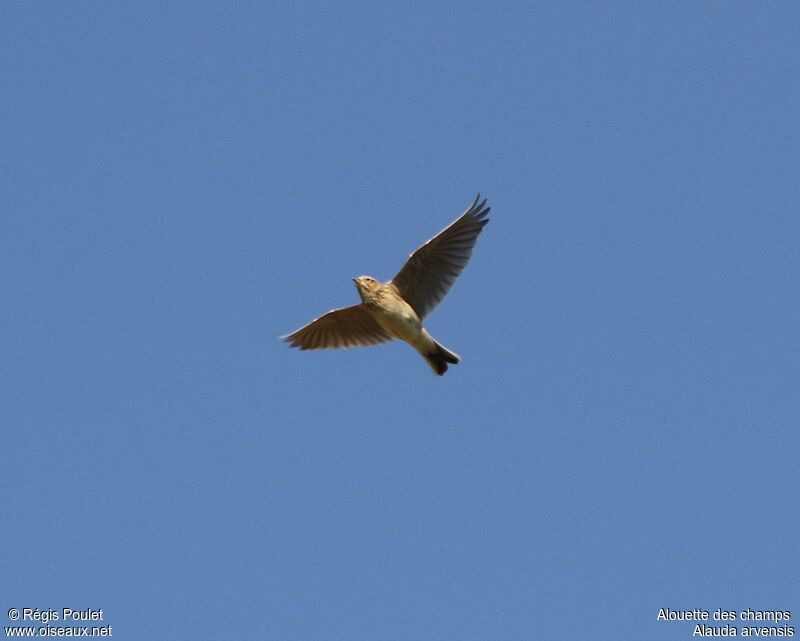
xmin=283 ymin=304 xmax=394 ymax=350
xmin=389 ymin=194 xmax=490 ymax=319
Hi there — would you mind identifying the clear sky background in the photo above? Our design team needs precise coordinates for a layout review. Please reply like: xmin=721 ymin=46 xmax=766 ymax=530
xmin=3 ymin=2 xmax=799 ymax=640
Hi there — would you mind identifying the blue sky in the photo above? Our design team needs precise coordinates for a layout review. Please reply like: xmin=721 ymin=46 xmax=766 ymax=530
xmin=3 ymin=2 xmax=799 ymax=639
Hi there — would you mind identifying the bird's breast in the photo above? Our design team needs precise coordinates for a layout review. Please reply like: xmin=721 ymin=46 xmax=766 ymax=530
xmin=365 ymin=295 xmax=423 ymax=343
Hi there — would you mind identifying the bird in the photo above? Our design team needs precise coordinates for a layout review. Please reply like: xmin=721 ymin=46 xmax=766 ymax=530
xmin=282 ymin=194 xmax=490 ymax=375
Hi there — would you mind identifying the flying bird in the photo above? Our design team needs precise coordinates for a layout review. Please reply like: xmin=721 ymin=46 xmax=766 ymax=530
xmin=283 ymin=195 xmax=490 ymax=375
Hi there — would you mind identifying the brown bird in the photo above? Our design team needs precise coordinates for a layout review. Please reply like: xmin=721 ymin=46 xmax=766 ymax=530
xmin=283 ymin=195 xmax=490 ymax=375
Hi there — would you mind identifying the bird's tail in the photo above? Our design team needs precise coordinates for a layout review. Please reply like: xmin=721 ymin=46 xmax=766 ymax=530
xmin=422 ymin=341 xmax=460 ymax=376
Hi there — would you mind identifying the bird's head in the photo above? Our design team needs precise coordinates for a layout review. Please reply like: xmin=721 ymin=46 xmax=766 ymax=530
xmin=353 ymin=275 xmax=381 ymax=301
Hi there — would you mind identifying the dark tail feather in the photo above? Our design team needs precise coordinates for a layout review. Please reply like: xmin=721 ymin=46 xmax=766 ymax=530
xmin=422 ymin=341 xmax=460 ymax=376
